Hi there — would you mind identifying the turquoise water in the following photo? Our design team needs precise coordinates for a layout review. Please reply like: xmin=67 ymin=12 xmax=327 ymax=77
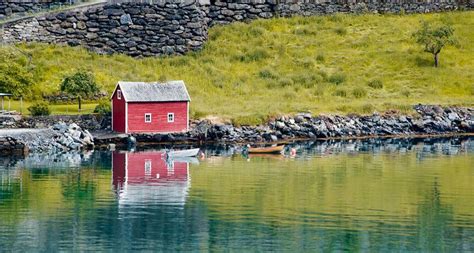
xmin=0 ymin=137 xmax=473 ymax=251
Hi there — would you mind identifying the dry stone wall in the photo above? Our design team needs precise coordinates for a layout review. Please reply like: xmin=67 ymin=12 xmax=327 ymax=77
xmin=1 ymin=1 xmax=208 ymax=56
xmin=0 ymin=0 xmax=71 ymax=20
xmin=204 ymin=0 xmax=471 ymax=26
xmin=1 ymin=0 xmax=472 ymax=56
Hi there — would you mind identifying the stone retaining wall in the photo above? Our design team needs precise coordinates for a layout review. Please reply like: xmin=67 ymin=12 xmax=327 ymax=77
xmin=0 ymin=0 xmax=73 ymax=20
xmin=1 ymin=1 xmax=208 ymax=56
xmin=18 ymin=114 xmax=109 ymax=130
xmin=205 ymin=0 xmax=472 ymax=26
xmin=1 ymin=0 xmax=471 ymax=56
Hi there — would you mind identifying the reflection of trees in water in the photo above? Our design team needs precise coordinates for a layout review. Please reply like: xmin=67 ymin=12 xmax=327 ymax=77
xmin=417 ymin=179 xmax=454 ymax=251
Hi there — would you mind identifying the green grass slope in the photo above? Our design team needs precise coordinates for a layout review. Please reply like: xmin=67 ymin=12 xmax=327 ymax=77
xmin=2 ymin=11 xmax=473 ymax=123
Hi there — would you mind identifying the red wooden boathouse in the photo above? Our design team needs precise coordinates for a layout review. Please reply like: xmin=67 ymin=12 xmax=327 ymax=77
xmin=111 ymin=81 xmax=191 ymax=134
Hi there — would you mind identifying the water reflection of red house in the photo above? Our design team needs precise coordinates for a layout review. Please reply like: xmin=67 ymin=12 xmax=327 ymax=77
xmin=112 ymin=151 xmax=190 ymax=205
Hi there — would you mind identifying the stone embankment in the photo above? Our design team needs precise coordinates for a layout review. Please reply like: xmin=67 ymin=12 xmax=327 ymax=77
xmin=130 ymin=105 xmax=474 ymax=144
xmin=0 ymin=136 xmax=28 ymax=155
xmin=0 ymin=122 xmax=94 ymax=152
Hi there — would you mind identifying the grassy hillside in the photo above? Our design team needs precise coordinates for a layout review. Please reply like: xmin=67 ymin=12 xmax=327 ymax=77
xmin=1 ymin=11 xmax=473 ymax=123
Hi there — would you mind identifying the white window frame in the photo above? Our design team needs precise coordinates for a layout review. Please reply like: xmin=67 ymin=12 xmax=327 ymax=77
xmin=167 ymin=113 xmax=174 ymax=123
xmin=145 ymin=113 xmax=152 ymax=123
xmin=117 ymin=90 xmax=122 ymax=100
xmin=144 ymin=160 xmax=152 ymax=175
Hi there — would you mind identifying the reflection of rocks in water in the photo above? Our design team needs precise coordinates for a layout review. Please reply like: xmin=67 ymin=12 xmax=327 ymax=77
xmin=0 ymin=150 xmax=111 ymax=170
xmin=288 ymin=136 xmax=473 ymax=158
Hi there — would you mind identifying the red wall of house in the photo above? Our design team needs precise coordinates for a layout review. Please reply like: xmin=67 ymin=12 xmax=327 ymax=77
xmin=112 ymin=88 xmax=126 ymax=133
xmin=127 ymin=101 xmax=188 ymax=133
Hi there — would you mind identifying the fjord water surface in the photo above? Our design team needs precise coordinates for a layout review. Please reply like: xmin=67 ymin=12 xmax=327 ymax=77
xmin=0 ymin=137 xmax=473 ymax=251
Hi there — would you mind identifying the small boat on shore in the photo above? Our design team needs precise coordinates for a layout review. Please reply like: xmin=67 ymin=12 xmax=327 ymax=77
xmin=166 ymin=148 xmax=200 ymax=157
xmin=246 ymin=145 xmax=285 ymax=154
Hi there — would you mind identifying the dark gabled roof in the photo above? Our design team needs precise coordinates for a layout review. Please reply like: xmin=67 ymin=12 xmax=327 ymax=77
xmin=114 ymin=80 xmax=190 ymax=102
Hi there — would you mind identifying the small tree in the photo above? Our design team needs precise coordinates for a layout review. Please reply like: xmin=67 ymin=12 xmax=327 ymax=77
xmin=0 ymin=52 xmax=33 ymax=98
xmin=60 ymin=70 xmax=100 ymax=111
xmin=413 ymin=22 xmax=456 ymax=67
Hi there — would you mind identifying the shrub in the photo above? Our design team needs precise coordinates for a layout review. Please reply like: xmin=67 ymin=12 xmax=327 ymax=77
xmin=0 ymin=52 xmax=34 ymax=98
xmin=317 ymin=70 xmax=328 ymax=80
xmin=367 ymin=79 xmax=383 ymax=89
xmin=278 ymin=77 xmax=294 ymax=87
xmin=238 ymin=47 xmax=270 ymax=62
xmin=249 ymin=26 xmax=266 ymax=36
xmin=328 ymin=73 xmax=346 ymax=85
xmin=259 ymin=68 xmax=279 ymax=79
xmin=297 ymin=57 xmax=315 ymax=68
xmin=334 ymin=27 xmax=347 ymax=36
xmin=333 ymin=88 xmax=347 ymax=97
xmin=352 ymin=87 xmax=367 ymax=98
xmin=291 ymin=73 xmax=323 ymax=88
xmin=28 ymin=102 xmax=51 ymax=116
xmin=316 ymin=53 xmax=325 ymax=63
xmin=93 ymin=100 xmax=111 ymax=116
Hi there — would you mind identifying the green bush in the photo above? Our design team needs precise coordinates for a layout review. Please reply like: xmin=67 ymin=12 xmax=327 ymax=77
xmin=367 ymin=79 xmax=383 ymax=89
xmin=291 ymin=73 xmax=323 ymax=88
xmin=333 ymin=88 xmax=347 ymax=97
xmin=328 ymin=73 xmax=346 ymax=85
xmin=316 ymin=53 xmax=325 ymax=63
xmin=352 ymin=87 xmax=367 ymax=98
xmin=93 ymin=100 xmax=111 ymax=116
xmin=28 ymin=102 xmax=51 ymax=116
xmin=237 ymin=47 xmax=270 ymax=62
xmin=258 ymin=68 xmax=279 ymax=79
xmin=334 ymin=27 xmax=347 ymax=36
xmin=278 ymin=77 xmax=294 ymax=87
xmin=0 ymin=51 xmax=34 ymax=98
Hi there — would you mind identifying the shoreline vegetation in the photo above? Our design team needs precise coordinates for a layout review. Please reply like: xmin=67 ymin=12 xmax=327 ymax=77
xmin=0 ymin=11 xmax=473 ymax=125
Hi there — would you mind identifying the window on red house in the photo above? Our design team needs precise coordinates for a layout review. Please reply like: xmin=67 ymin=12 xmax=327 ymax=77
xmin=145 ymin=113 xmax=152 ymax=123
xmin=167 ymin=113 xmax=174 ymax=123
xmin=117 ymin=90 xmax=122 ymax=100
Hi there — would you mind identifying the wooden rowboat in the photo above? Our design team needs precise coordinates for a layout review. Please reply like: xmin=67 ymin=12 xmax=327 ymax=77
xmin=247 ymin=145 xmax=285 ymax=154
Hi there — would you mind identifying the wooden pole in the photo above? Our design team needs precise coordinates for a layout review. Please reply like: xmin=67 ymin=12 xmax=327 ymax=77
xmin=8 ymin=97 xmax=10 ymax=111
xmin=20 ymin=97 xmax=23 ymax=114
xmin=1 ymin=97 xmax=4 ymax=111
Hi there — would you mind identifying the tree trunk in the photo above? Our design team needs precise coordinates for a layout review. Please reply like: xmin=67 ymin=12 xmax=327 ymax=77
xmin=78 ymin=96 xmax=82 ymax=112
xmin=434 ymin=53 xmax=439 ymax=67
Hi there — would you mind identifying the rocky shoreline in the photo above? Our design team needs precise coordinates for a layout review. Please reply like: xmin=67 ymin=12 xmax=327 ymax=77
xmin=1 ymin=105 xmax=473 ymax=153
xmin=0 ymin=123 xmax=94 ymax=153
xmin=128 ymin=105 xmax=474 ymax=145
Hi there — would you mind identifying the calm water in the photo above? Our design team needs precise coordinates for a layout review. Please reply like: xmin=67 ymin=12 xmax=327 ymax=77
xmin=0 ymin=137 xmax=473 ymax=252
